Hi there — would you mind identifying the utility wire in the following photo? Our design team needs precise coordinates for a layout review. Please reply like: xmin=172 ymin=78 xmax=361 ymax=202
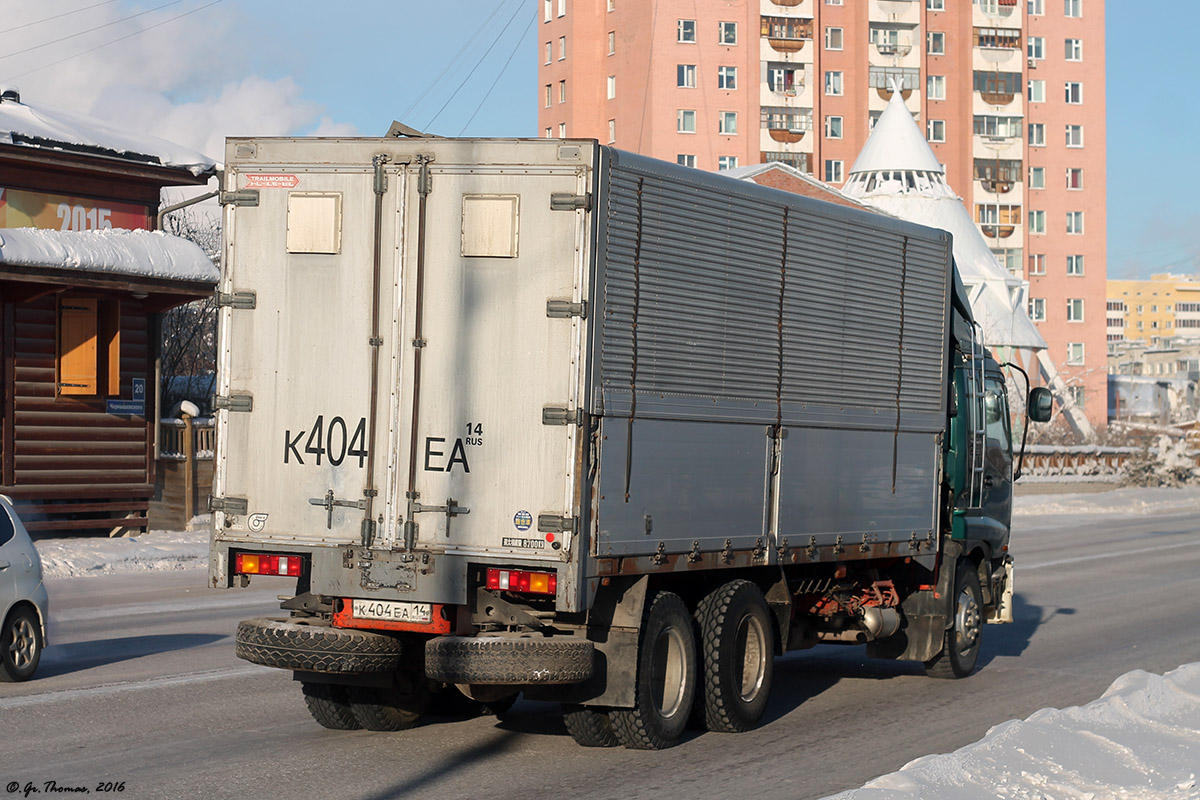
xmin=0 ymin=0 xmax=119 ymax=36
xmin=0 ymin=0 xmax=190 ymax=61
xmin=2 ymin=0 xmax=225 ymax=82
xmin=458 ymin=5 xmax=537 ymax=136
xmin=401 ymin=0 xmax=509 ymax=123
xmin=426 ymin=0 xmax=526 ymax=131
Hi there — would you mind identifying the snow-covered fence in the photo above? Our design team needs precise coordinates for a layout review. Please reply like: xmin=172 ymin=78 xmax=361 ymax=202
xmin=1024 ymin=444 xmax=1200 ymax=479
xmin=149 ymin=418 xmax=214 ymax=530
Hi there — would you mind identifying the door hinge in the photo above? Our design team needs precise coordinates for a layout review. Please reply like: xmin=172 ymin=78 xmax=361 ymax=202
xmin=220 ymin=189 xmax=259 ymax=207
xmin=209 ymin=496 xmax=248 ymax=515
xmin=550 ymin=192 xmax=591 ymax=211
xmin=213 ymin=393 xmax=253 ymax=412
xmin=546 ymin=299 xmax=587 ymax=319
xmin=537 ymin=514 xmax=576 ymax=534
xmin=542 ymin=406 xmax=583 ymax=426
xmin=217 ymin=291 xmax=257 ymax=309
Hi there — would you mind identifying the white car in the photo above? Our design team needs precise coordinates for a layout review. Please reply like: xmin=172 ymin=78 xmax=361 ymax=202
xmin=0 ymin=495 xmax=48 ymax=681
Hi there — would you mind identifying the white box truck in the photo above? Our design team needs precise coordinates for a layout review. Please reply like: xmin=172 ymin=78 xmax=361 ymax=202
xmin=211 ymin=136 xmax=1049 ymax=749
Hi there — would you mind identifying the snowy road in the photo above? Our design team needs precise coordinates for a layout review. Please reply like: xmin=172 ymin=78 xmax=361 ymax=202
xmin=3 ymin=498 xmax=1199 ymax=800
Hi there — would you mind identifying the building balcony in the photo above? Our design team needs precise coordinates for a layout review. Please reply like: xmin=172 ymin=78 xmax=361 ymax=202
xmin=762 ymin=16 xmax=813 ymax=53
xmin=874 ymin=41 xmax=912 ymax=57
xmin=980 ymin=91 xmax=1016 ymax=105
xmin=981 ymin=179 xmax=1014 ymax=194
xmin=770 ymin=0 xmax=804 ymax=5
xmin=768 ymin=36 xmax=808 ymax=53
xmin=980 ymin=224 xmax=1016 ymax=239
xmin=876 ymin=86 xmax=913 ymax=101
xmin=767 ymin=127 xmax=806 ymax=143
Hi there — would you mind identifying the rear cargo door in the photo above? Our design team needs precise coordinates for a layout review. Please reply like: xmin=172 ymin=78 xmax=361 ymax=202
xmin=214 ymin=160 xmax=404 ymax=544
xmin=387 ymin=155 xmax=590 ymax=561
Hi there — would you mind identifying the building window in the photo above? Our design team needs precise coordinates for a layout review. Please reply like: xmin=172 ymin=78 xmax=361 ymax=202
xmin=608 ymin=119 xmax=616 ymax=142
xmin=678 ymin=19 xmax=696 ymax=43
xmin=718 ymin=66 xmax=737 ymax=90
xmin=677 ymin=109 xmax=696 ymax=133
xmin=608 ymin=31 xmax=615 ymax=55
xmin=927 ymin=75 xmax=946 ymax=100
xmin=825 ymin=115 xmax=843 ymax=138
xmin=1065 ymin=82 xmax=1083 ymax=104
xmin=608 ymin=0 xmax=615 ymax=10
xmin=927 ymin=119 xmax=946 ymax=142
xmin=1068 ymin=385 xmax=1085 ymax=409
xmin=1029 ymin=166 xmax=1045 ymax=189
xmin=1065 ymin=38 xmax=1083 ymax=60
xmin=1029 ymin=254 xmax=1046 ymax=275
xmin=1067 ymin=299 xmax=1085 ymax=322
xmin=1028 ymin=123 xmax=1046 ymax=146
xmin=544 ymin=0 xmax=552 ymax=23
xmin=544 ymin=84 xmax=552 ymax=108
xmin=677 ymin=154 xmax=696 ymax=167
xmin=607 ymin=75 xmax=616 ymax=99
xmin=559 ymin=80 xmax=566 ymax=103
xmin=973 ymin=115 xmax=1023 ymax=138
xmin=719 ymin=21 xmax=737 ymax=44
xmin=718 ymin=156 xmax=738 ymax=170
xmin=1067 ymin=168 xmax=1083 ymax=189
xmin=824 ymin=159 xmax=844 ymax=183
xmin=993 ymin=248 xmax=1021 ymax=273
xmin=1028 ymin=36 xmax=1045 ymax=60
xmin=825 ymin=27 xmax=844 ymax=50
xmin=1028 ymin=80 xmax=1045 ymax=103
xmin=544 ymin=127 xmax=551 ymax=138
xmin=57 ymin=296 xmax=121 ymax=397
xmin=825 ymin=71 xmax=843 ymax=96
xmin=1029 ymin=210 xmax=1046 ymax=234
xmin=927 ymin=31 xmax=945 ymax=55
xmin=1029 ymin=297 xmax=1046 ymax=322
xmin=928 ymin=0 xmax=945 ymax=10
xmin=719 ymin=111 xmax=738 ymax=135
xmin=1068 ymin=342 xmax=1085 ymax=366
xmin=558 ymin=0 xmax=566 ymax=17
xmin=545 ymin=42 xmax=552 ymax=65
xmin=678 ymin=64 xmax=697 ymax=88
xmin=558 ymin=122 xmax=566 ymax=137
xmin=1067 ymin=210 xmax=1084 ymax=234
xmin=826 ymin=0 xmax=843 ymax=5
xmin=1028 ymin=0 xmax=1044 ymax=14
xmin=1064 ymin=0 xmax=1081 ymax=18
xmin=768 ymin=66 xmax=805 ymax=94
xmin=558 ymin=36 xmax=566 ymax=59
xmin=1066 ymin=124 xmax=1084 ymax=147
xmin=1067 ymin=254 xmax=1084 ymax=275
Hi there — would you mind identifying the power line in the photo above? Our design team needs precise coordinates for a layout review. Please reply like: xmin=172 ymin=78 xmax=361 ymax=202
xmin=0 ymin=0 xmax=190 ymax=62
xmin=1 ymin=0 xmax=225 ymax=82
xmin=458 ymin=6 xmax=537 ymax=136
xmin=0 ymin=0 xmax=119 ymax=36
xmin=401 ymin=1 xmax=509 ymax=124
xmin=426 ymin=0 xmax=526 ymax=132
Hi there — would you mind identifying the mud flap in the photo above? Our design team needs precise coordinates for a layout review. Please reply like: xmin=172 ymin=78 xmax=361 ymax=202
xmin=867 ymin=541 xmax=959 ymax=663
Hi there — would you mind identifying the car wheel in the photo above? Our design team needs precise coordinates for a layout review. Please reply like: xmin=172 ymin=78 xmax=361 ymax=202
xmin=0 ymin=605 xmax=42 ymax=682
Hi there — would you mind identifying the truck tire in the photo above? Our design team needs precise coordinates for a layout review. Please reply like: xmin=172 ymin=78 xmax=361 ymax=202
xmin=562 ymin=705 xmax=620 ymax=748
xmin=694 ymin=580 xmax=775 ymax=733
xmin=925 ymin=560 xmax=984 ymax=679
xmin=300 ymin=681 xmax=362 ymax=730
xmin=0 ymin=605 xmax=42 ymax=682
xmin=425 ymin=636 xmax=593 ymax=684
xmin=346 ymin=654 xmax=431 ymax=732
xmin=235 ymin=617 xmax=403 ymax=674
xmin=610 ymin=591 xmax=697 ymax=750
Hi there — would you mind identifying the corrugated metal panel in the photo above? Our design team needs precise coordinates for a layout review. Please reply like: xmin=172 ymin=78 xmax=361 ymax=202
xmin=594 ymin=149 xmax=950 ymax=431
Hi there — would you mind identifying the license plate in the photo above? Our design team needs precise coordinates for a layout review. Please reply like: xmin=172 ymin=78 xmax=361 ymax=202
xmin=351 ymin=599 xmax=433 ymax=624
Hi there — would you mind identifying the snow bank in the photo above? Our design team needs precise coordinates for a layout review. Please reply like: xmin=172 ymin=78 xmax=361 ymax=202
xmin=1013 ymin=486 xmax=1200 ymax=518
xmin=0 ymin=227 xmax=218 ymax=283
xmin=36 ymin=524 xmax=209 ymax=579
xmin=826 ymin=664 xmax=1200 ymax=800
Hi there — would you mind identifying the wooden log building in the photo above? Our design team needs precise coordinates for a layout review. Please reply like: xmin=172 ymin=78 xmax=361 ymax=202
xmin=0 ymin=89 xmax=217 ymax=534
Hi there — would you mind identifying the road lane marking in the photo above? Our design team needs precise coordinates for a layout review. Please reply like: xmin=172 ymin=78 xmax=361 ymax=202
xmin=0 ymin=666 xmax=275 ymax=710
xmin=53 ymin=590 xmax=284 ymax=622
xmin=1023 ymin=540 xmax=1199 ymax=571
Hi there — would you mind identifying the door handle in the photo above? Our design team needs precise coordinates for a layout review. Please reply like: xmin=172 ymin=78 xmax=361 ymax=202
xmin=0 ymin=560 xmax=10 ymax=570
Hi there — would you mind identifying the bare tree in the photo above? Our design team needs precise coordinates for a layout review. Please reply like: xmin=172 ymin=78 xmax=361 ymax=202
xmin=159 ymin=206 xmax=220 ymax=416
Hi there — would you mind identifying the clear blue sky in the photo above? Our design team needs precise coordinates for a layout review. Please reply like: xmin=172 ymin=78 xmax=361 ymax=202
xmin=0 ymin=0 xmax=1189 ymax=280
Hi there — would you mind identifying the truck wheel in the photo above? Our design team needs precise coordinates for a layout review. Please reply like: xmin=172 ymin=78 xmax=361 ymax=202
xmin=610 ymin=591 xmax=697 ymax=750
xmin=300 ymin=681 xmax=361 ymax=730
xmin=925 ymin=560 xmax=984 ymax=679
xmin=562 ymin=705 xmax=620 ymax=748
xmin=347 ymin=654 xmax=431 ymax=731
xmin=694 ymin=580 xmax=775 ymax=733
xmin=425 ymin=636 xmax=593 ymax=684
xmin=0 ymin=606 xmax=42 ymax=682
xmin=235 ymin=617 xmax=403 ymax=674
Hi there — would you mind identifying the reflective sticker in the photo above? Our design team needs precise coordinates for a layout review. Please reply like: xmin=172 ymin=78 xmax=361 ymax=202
xmin=248 ymin=513 xmax=269 ymax=532
xmin=513 ymin=510 xmax=533 ymax=531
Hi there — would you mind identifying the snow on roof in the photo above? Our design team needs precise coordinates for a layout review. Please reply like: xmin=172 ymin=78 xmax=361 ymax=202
xmin=0 ymin=90 xmax=216 ymax=177
xmin=849 ymin=90 xmax=944 ymax=175
xmin=0 ymin=228 xmax=218 ymax=285
xmin=721 ymin=161 xmax=863 ymax=207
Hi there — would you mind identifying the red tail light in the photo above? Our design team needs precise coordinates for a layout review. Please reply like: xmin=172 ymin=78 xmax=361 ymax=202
xmin=235 ymin=553 xmax=303 ymax=577
xmin=486 ymin=568 xmax=557 ymax=596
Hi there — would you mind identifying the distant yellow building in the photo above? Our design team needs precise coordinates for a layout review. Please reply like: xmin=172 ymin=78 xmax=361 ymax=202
xmin=1107 ymin=274 xmax=1200 ymax=343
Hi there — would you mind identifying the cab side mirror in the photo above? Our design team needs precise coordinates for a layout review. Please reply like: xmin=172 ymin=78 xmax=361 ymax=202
xmin=1027 ymin=387 xmax=1053 ymax=423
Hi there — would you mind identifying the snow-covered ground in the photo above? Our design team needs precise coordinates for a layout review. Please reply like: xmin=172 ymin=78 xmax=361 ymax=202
xmin=27 ymin=488 xmax=1200 ymax=799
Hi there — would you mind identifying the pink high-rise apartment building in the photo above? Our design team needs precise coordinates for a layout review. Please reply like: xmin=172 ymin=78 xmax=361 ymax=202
xmin=538 ymin=0 xmax=1107 ymax=430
